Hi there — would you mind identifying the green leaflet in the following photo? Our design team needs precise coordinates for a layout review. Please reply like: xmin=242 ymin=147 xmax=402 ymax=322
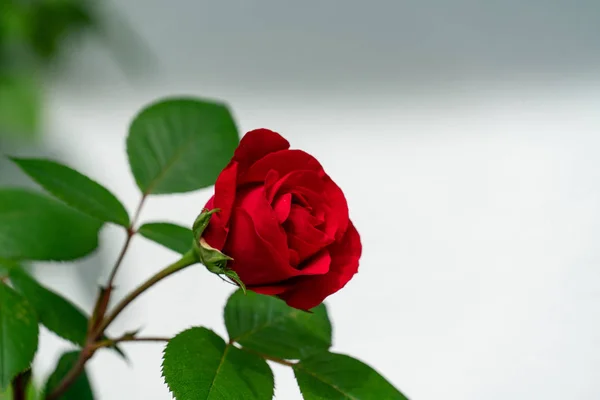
xmin=225 ymin=290 xmax=332 ymax=360
xmin=0 ymin=283 xmax=38 ymax=390
xmin=0 ymin=188 xmax=102 ymax=261
xmin=294 ymin=352 xmax=408 ymax=400
xmin=162 ymin=327 xmax=273 ymax=400
xmin=126 ymin=98 xmax=239 ymax=195
xmin=138 ymin=222 xmax=193 ymax=254
xmin=11 ymin=158 xmax=130 ymax=227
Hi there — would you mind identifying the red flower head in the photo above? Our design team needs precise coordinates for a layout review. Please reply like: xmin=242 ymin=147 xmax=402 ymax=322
xmin=201 ymin=129 xmax=361 ymax=310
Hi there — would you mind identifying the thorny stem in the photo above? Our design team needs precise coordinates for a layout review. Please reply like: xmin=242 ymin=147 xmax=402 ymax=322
xmin=48 ymin=339 xmax=295 ymax=399
xmin=89 ymin=195 xmax=147 ymax=333
xmin=90 ymin=337 xmax=298 ymax=369
xmin=47 ymin=194 xmax=184 ymax=400
xmin=90 ymin=336 xmax=170 ymax=352
xmin=46 ymin=250 xmax=197 ymax=400
xmin=45 ymin=199 xmax=296 ymax=398
xmin=11 ymin=370 xmax=31 ymax=400
xmin=234 ymin=344 xmax=296 ymax=367
xmin=107 ymin=195 xmax=147 ymax=294
xmin=45 ymin=347 xmax=93 ymax=400
xmin=255 ymin=352 xmax=296 ymax=367
xmin=93 ymin=250 xmax=199 ymax=338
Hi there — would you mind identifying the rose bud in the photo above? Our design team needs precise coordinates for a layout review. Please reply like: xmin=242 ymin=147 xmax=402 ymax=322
xmin=200 ymin=129 xmax=362 ymax=310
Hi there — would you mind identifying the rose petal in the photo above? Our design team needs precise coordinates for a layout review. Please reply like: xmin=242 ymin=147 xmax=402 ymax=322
xmin=299 ymin=250 xmax=331 ymax=276
xmin=241 ymin=149 xmax=324 ymax=184
xmin=288 ymin=248 xmax=300 ymax=266
xmin=289 ymin=187 xmax=328 ymax=221
xmin=287 ymin=233 xmax=327 ymax=263
xmin=272 ymin=193 xmax=292 ymax=223
xmin=213 ymin=161 xmax=238 ymax=226
xmin=234 ymin=129 xmax=290 ymax=172
xmin=322 ymin=175 xmax=350 ymax=240
xmin=286 ymin=204 xmax=323 ymax=229
xmin=248 ymin=284 xmax=291 ymax=296
xmin=224 ymin=207 xmax=300 ymax=286
xmin=266 ymin=170 xmax=324 ymax=203
xmin=291 ymin=192 xmax=312 ymax=209
xmin=264 ymin=169 xmax=280 ymax=200
xmin=244 ymin=252 xmax=331 ymax=298
xmin=202 ymin=161 xmax=238 ymax=250
xmin=332 ymin=219 xmax=362 ymax=258
xmin=279 ymin=221 xmax=361 ymax=310
xmin=202 ymin=196 xmax=228 ymax=250
xmin=285 ymin=206 xmax=334 ymax=261
xmin=314 ymin=209 xmax=325 ymax=225
xmin=237 ymin=186 xmax=289 ymax=261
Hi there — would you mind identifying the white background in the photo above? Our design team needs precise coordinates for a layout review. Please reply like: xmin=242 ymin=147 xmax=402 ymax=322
xmin=17 ymin=1 xmax=600 ymax=399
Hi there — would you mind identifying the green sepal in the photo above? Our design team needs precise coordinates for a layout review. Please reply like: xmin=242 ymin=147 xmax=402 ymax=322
xmin=192 ymin=208 xmax=220 ymax=241
xmin=191 ymin=208 xmax=245 ymax=292
xmin=194 ymin=238 xmax=232 ymax=270
xmin=224 ymin=270 xmax=246 ymax=294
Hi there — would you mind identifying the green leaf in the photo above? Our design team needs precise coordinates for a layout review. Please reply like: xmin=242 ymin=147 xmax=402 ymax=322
xmin=0 ymin=376 xmax=41 ymax=400
xmin=5 ymin=369 xmax=37 ymax=400
xmin=9 ymin=267 xmax=89 ymax=347
xmin=11 ymin=158 xmax=130 ymax=227
xmin=126 ymin=97 xmax=239 ymax=195
xmin=29 ymin=1 xmax=95 ymax=61
xmin=0 ymin=75 xmax=41 ymax=140
xmin=0 ymin=283 xmax=39 ymax=390
xmin=45 ymin=351 xmax=94 ymax=400
xmin=8 ymin=266 xmax=126 ymax=359
xmin=294 ymin=353 xmax=408 ymax=400
xmin=0 ymin=188 xmax=102 ymax=261
xmin=138 ymin=222 xmax=193 ymax=254
xmin=0 ymin=259 xmax=18 ymax=277
xmin=162 ymin=327 xmax=273 ymax=400
xmin=225 ymin=289 xmax=332 ymax=360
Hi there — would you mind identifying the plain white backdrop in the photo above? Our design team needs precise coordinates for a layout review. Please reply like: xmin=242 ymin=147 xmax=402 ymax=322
xmin=21 ymin=1 xmax=600 ymax=399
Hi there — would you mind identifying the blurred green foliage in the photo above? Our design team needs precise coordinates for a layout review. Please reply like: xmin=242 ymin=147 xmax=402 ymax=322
xmin=0 ymin=380 xmax=41 ymax=399
xmin=0 ymin=0 xmax=100 ymax=141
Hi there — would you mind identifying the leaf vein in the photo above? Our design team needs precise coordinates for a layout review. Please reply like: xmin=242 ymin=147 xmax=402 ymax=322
xmin=231 ymin=309 xmax=297 ymax=344
xmin=143 ymin=132 xmax=197 ymax=195
xmin=296 ymin=364 xmax=359 ymax=400
xmin=206 ymin=344 xmax=230 ymax=399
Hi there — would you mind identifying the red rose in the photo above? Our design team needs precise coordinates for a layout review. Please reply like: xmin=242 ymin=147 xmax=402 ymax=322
xmin=202 ymin=129 xmax=362 ymax=310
